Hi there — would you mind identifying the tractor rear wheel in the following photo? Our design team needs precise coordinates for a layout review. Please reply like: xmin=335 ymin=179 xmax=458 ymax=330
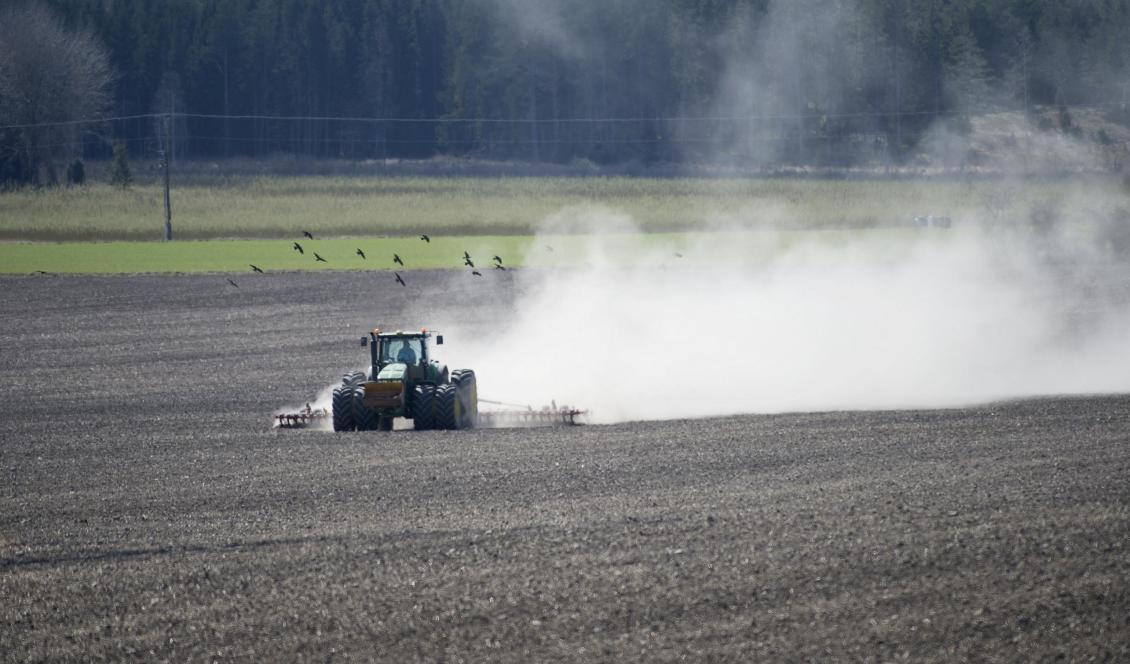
xmin=451 ymin=370 xmax=478 ymax=429
xmin=332 ymin=384 xmax=355 ymax=432
xmin=353 ymin=385 xmax=378 ymax=431
xmin=435 ymin=383 xmax=458 ymax=430
xmin=413 ymin=384 xmax=436 ymax=430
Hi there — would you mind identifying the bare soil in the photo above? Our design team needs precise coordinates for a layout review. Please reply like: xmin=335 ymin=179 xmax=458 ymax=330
xmin=2 ymin=271 xmax=1128 ymax=662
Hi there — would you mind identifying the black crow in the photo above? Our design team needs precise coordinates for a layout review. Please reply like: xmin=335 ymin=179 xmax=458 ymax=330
xmin=393 ymin=254 xmax=404 ymax=266
xmin=302 ymin=230 xmax=314 ymax=239
xmin=471 ymin=270 xmax=482 ymax=277
xmin=420 ymin=234 xmax=430 ymax=243
xmin=314 ymin=253 xmax=327 ymax=263
xmin=250 ymin=264 xmax=264 ymax=273
xmin=293 ymin=242 xmax=304 ymax=254
xmin=675 ymin=252 xmax=683 ymax=258
xmin=395 ymin=272 xmax=406 ymax=286
xmin=494 ymin=264 xmax=506 ymax=271
xmin=463 ymin=250 xmax=471 ymax=260
xmin=546 ymin=245 xmax=554 ymax=252
xmin=227 ymin=279 xmax=239 ymax=288
xmin=356 ymin=248 xmax=366 ymax=259
xmin=464 ymin=258 xmax=474 ymax=268
xmin=493 ymin=255 xmax=502 ymax=264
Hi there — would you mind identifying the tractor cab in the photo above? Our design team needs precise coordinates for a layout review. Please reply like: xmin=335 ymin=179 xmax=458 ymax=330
xmin=380 ymin=337 xmax=422 ymax=367
xmin=363 ymin=328 xmax=447 ymax=386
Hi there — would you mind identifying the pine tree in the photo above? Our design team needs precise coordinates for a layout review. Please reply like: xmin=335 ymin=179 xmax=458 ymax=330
xmin=110 ymin=141 xmax=131 ymax=187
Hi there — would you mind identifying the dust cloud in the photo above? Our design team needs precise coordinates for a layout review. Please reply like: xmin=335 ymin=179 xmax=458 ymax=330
xmin=443 ymin=204 xmax=1130 ymax=425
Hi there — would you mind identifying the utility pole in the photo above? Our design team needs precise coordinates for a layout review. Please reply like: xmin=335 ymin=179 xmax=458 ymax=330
xmin=894 ymin=0 xmax=903 ymax=157
xmin=162 ymin=113 xmax=172 ymax=241
xmin=528 ymin=61 xmax=540 ymax=162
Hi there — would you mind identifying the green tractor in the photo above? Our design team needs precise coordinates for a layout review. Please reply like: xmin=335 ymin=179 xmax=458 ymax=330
xmin=331 ymin=328 xmax=477 ymax=432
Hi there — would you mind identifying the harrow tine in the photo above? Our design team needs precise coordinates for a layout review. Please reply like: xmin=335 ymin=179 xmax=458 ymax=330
xmin=477 ymin=401 xmax=587 ymax=428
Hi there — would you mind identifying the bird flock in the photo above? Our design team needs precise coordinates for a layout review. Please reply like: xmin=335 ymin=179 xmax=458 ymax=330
xmin=231 ymin=229 xmax=509 ymax=288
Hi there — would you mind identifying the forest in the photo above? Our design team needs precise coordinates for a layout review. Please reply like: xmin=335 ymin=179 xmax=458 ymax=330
xmin=2 ymin=0 xmax=1129 ymax=183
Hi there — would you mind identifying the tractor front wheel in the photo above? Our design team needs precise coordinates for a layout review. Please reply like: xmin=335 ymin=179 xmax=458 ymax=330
xmin=451 ymin=370 xmax=478 ymax=429
xmin=413 ymin=384 xmax=436 ymax=430
xmin=353 ymin=385 xmax=378 ymax=431
xmin=435 ymin=384 xmax=458 ymax=430
xmin=332 ymin=384 xmax=355 ymax=432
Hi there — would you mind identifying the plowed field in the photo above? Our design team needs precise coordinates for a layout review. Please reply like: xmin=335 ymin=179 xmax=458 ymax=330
xmin=2 ymin=272 xmax=1127 ymax=662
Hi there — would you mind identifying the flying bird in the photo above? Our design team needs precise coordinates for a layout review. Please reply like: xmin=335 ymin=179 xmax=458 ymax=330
xmin=545 ymin=245 xmax=554 ymax=252
xmin=293 ymin=242 xmax=304 ymax=254
xmin=227 ymin=279 xmax=239 ymax=288
xmin=464 ymin=258 xmax=475 ymax=268
xmin=393 ymin=254 xmax=404 ymax=266
xmin=471 ymin=270 xmax=482 ymax=277
xmin=494 ymin=264 xmax=506 ymax=271
xmin=675 ymin=252 xmax=683 ymax=258
xmin=356 ymin=248 xmax=366 ymax=259
xmin=463 ymin=250 xmax=471 ymax=261
xmin=314 ymin=253 xmax=327 ymax=263
xmin=250 ymin=264 xmax=264 ymax=273
xmin=493 ymin=255 xmax=503 ymax=264
xmin=302 ymin=230 xmax=314 ymax=239
xmin=395 ymin=272 xmax=406 ymax=287
xmin=420 ymin=234 xmax=430 ymax=243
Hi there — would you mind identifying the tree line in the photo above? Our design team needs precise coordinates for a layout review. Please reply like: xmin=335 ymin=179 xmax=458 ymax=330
xmin=2 ymin=0 xmax=1129 ymax=184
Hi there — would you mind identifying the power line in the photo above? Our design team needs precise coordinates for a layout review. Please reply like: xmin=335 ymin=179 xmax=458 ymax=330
xmin=3 ymin=101 xmax=1127 ymax=132
xmin=189 ymin=135 xmax=820 ymax=148
xmin=0 ymin=113 xmax=165 ymax=130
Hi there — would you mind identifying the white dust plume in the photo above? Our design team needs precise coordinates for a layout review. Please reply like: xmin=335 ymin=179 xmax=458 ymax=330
xmin=442 ymin=206 xmax=1130 ymax=424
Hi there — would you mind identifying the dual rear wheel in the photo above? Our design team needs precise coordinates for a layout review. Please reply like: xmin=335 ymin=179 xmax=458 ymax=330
xmin=331 ymin=373 xmax=392 ymax=432
xmin=412 ymin=370 xmax=477 ymax=431
xmin=331 ymin=372 xmax=363 ymax=432
xmin=333 ymin=370 xmax=477 ymax=433
xmin=413 ymin=384 xmax=437 ymax=430
xmin=449 ymin=370 xmax=478 ymax=430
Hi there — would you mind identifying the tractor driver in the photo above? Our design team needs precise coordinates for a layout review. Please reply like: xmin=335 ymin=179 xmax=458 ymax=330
xmin=396 ymin=340 xmax=418 ymax=365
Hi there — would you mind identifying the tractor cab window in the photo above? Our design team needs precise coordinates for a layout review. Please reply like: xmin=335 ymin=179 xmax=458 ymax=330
xmin=381 ymin=338 xmax=422 ymax=365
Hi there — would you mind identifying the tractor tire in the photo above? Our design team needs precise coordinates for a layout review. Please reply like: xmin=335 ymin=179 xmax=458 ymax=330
xmin=353 ymin=385 xmax=378 ymax=431
xmin=332 ymin=384 xmax=355 ymax=432
xmin=451 ymin=370 xmax=478 ymax=429
xmin=434 ymin=383 xmax=458 ymax=430
xmin=343 ymin=371 xmax=365 ymax=387
xmin=377 ymin=416 xmax=394 ymax=431
xmin=413 ymin=384 xmax=437 ymax=430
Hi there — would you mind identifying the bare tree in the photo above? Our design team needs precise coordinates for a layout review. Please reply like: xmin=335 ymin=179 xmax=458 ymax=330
xmin=0 ymin=3 xmax=113 ymax=185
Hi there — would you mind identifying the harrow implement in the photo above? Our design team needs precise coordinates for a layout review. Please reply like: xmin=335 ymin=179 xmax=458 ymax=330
xmin=275 ymin=403 xmax=328 ymax=429
xmin=274 ymin=398 xmax=585 ymax=429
